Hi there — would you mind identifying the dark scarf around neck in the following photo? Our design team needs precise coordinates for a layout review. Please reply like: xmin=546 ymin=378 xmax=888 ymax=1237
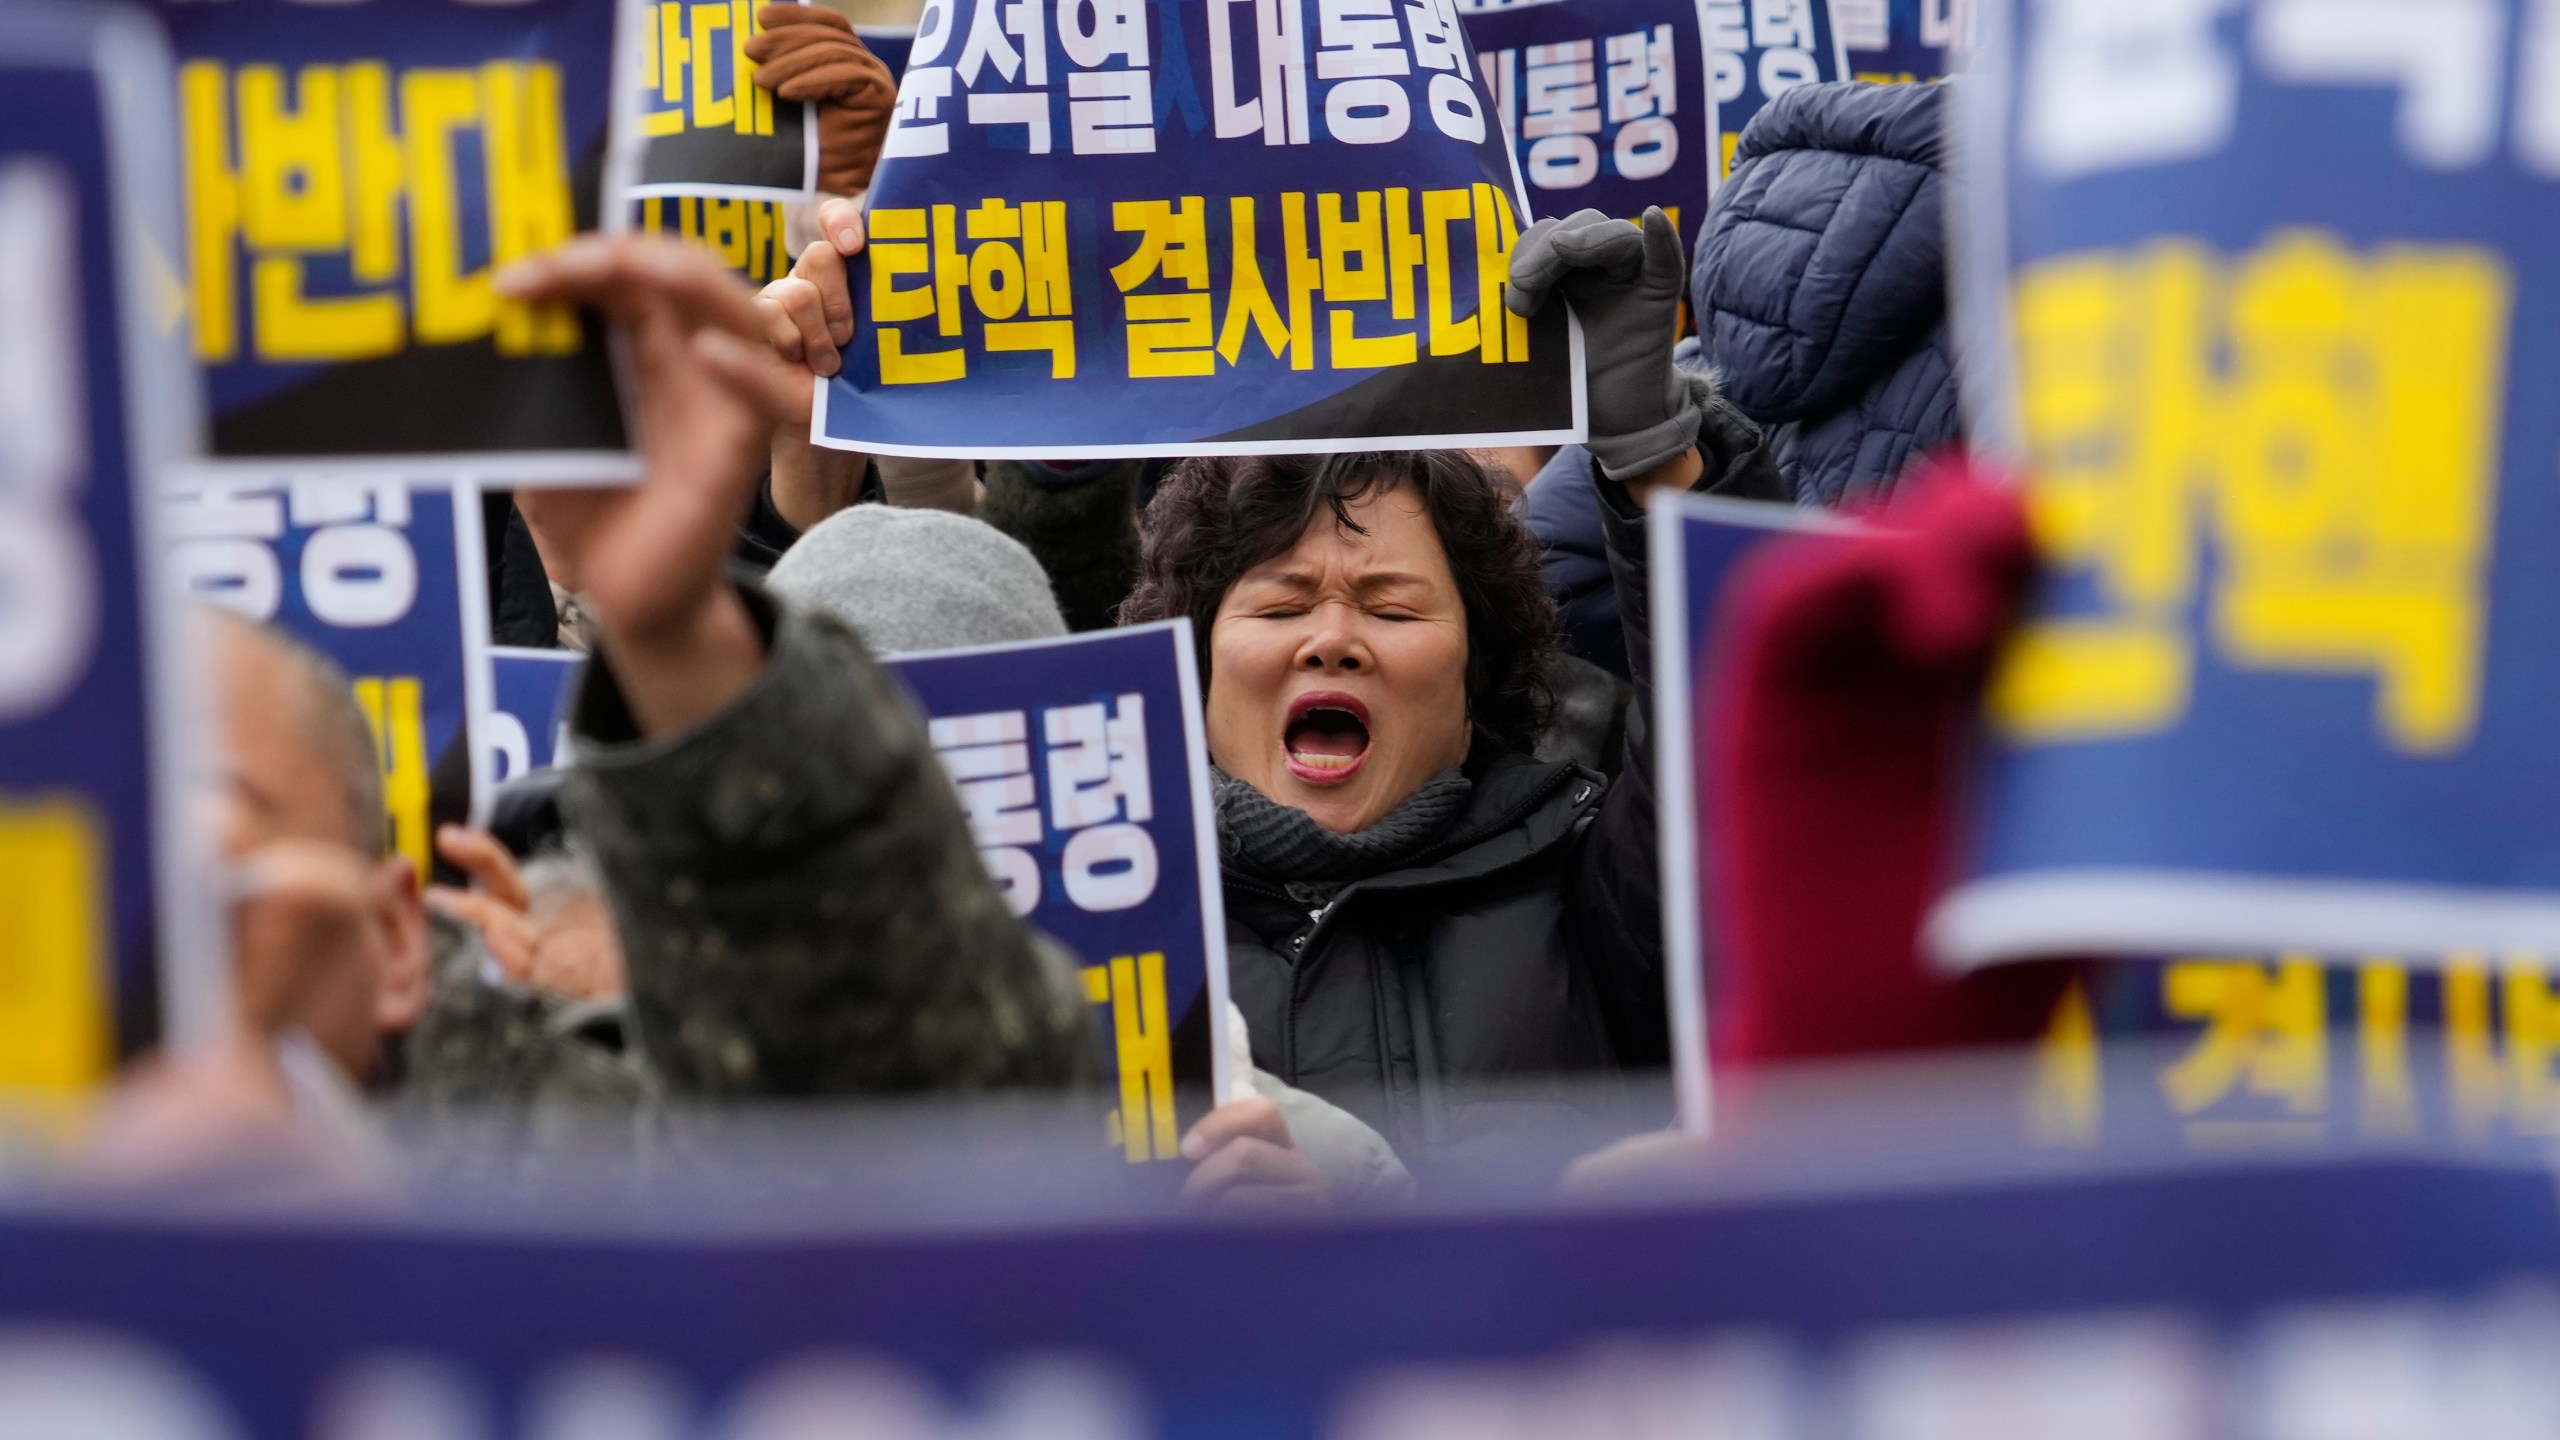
xmin=1214 ymin=767 xmax=1473 ymax=904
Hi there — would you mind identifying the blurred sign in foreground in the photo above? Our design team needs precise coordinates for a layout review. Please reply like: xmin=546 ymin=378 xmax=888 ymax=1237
xmin=1937 ymin=0 xmax=2560 ymax=967
xmin=159 ymin=0 xmax=636 ymax=485
xmin=0 ymin=1 xmax=220 ymax=1093
xmin=167 ymin=479 xmax=496 ymax=869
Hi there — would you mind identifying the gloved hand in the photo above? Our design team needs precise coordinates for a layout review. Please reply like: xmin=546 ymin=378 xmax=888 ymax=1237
xmin=1504 ymin=206 xmax=1694 ymax=482
xmin=745 ymin=3 xmax=895 ymax=196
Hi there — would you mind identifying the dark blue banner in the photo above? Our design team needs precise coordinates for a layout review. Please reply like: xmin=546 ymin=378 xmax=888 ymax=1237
xmin=814 ymin=0 xmax=1586 ymax=458
xmin=1937 ymin=0 xmax=2560 ymax=968
xmin=2025 ymin=952 xmax=2560 ymax=1152
xmin=1837 ymin=0 xmax=1960 ymax=83
xmin=857 ymin=22 xmax=916 ymax=81
xmin=887 ymin=622 xmax=1232 ymax=1161
xmin=159 ymin=0 xmax=636 ymax=483
xmin=486 ymin=646 xmax=582 ymax=783
xmin=1458 ymin=0 xmax=1715 ymax=237
xmin=5 ymin=1149 xmax=2560 ymax=1436
xmin=627 ymin=0 xmax=818 ymax=199
xmin=165 ymin=480 xmax=492 ymax=882
xmin=1702 ymin=0 xmax=1844 ymax=186
xmin=0 ymin=3 xmax=217 ymax=1089
xmin=1648 ymin=492 xmax=1842 ymax=1133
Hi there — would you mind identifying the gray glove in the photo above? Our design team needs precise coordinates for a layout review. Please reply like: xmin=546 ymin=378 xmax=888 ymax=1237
xmin=1503 ymin=206 xmax=1695 ymax=482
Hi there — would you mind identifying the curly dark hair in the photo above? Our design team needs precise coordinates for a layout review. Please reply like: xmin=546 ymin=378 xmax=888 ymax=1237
xmin=1120 ymin=451 xmax=1559 ymax=755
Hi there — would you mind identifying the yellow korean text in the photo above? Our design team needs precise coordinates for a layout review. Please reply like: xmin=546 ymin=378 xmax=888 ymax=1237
xmin=1082 ymin=953 xmax=1177 ymax=1163
xmin=352 ymin=675 xmax=432 ymax=886
xmin=1989 ymin=231 xmax=2512 ymax=755
xmin=638 ymin=196 xmax=793 ymax=283
xmin=0 ymin=796 xmax=109 ymax=1094
xmin=183 ymin=59 xmax=582 ymax=365
xmin=638 ymin=0 xmax=776 ymax=140
xmin=1112 ymin=184 xmax=1530 ymax=379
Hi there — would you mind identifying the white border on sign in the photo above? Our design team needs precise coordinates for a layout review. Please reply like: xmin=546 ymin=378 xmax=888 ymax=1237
xmin=1931 ymin=870 xmax=2560 ymax=974
xmin=1944 ymin=0 xmax=2019 ymax=459
xmin=13 ymin=1 xmax=237 ymax=1056
xmin=449 ymin=478 xmax=497 ymax=829
xmin=1649 ymin=490 xmax=1840 ymax=1137
xmin=880 ymin=618 xmax=1239 ymax=1108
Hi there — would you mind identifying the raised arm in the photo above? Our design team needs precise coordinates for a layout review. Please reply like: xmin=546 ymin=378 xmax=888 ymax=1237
xmin=1503 ymin=208 xmax=1783 ymax=1063
xmin=500 ymin=238 xmax=1095 ymax=1098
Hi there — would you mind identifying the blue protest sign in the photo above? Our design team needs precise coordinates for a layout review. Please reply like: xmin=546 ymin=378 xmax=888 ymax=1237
xmin=2 ymin=1144 xmax=2560 ymax=1438
xmin=626 ymin=0 xmax=819 ymax=200
xmin=1457 ymin=0 xmax=1716 ymax=236
xmin=857 ymin=22 xmax=916 ymax=81
xmin=159 ymin=0 xmax=637 ymax=485
xmin=2019 ymin=952 xmax=2560 ymax=1153
xmin=1703 ymin=0 xmax=1845 ymax=186
xmin=1836 ymin=0 xmax=1962 ymax=83
xmin=166 ymin=479 xmax=493 ymax=883
xmin=485 ymin=646 xmax=582 ymax=784
xmin=1648 ymin=491 xmax=1840 ymax=1134
xmin=1935 ymin=0 xmax=2560 ymax=966
xmin=886 ymin=621 xmax=1233 ymax=1160
xmin=0 ymin=2 xmax=221 ymax=1090
xmin=814 ymin=0 xmax=1587 ymax=459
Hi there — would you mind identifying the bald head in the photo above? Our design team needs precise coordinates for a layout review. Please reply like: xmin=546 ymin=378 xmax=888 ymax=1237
xmin=209 ymin=610 xmax=386 ymax=859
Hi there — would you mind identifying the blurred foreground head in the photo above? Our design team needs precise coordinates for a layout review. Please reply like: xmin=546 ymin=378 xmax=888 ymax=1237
xmin=767 ymin=504 xmax=1067 ymax=653
xmin=209 ymin=611 xmax=429 ymax=1084
xmin=1126 ymin=451 xmax=1558 ymax=834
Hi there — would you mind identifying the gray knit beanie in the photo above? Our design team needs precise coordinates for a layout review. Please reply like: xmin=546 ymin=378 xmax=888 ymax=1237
xmin=766 ymin=505 xmax=1068 ymax=655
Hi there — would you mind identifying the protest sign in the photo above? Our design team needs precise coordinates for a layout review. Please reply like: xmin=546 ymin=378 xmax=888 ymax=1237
xmin=813 ymin=0 xmax=1586 ymax=459
xmin=1458 ymin=0 xmax=1715 ymax=238
xmin=887 ymin=621 xmax=1232 ymax=1160
xmin=167 ymin=479 xmax=493 ymax=883
xmin=160 ymin=0 xmax=636 ymax=485
xmin=0 ymin=3 xmax=222 ymax=1091
xmin=1935 ymin=0 xmax=2560 ymax=967
xmin=486 ymin=646 xmax=582 ymax=784
xmin=626 ymin=0 xmax=819 ymax=200
xmin=1649 ymin=491 xmax=1840 ymax=1134
xmin=1703 ymin=0 xmax=1846 ymax=186
xmin=632 ymin=194 xmax=798 ymax=283
xmin=1836 ymin=0 xmax=1962 ymax=83
xmin=2019 ymin=952 xmax=2560 ymax=1153
xmin=0 ymin=1139 xmax=2557 ymax=1439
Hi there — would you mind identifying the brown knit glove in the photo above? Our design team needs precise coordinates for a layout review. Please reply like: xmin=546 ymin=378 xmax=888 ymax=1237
xmin=744 ymin=3 xmax=895 ymax=196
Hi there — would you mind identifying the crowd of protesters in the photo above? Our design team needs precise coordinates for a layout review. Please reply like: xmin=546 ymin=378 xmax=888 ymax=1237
xmin=114 ymin=5 xmax=2017 ymax=1210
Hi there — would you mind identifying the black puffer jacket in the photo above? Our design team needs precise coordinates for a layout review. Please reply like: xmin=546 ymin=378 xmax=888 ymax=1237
xmin=1225 ymin=389 xmax=1780 ymax=1159
xmin=1689 ymin=79 xmax=1958 ymax=507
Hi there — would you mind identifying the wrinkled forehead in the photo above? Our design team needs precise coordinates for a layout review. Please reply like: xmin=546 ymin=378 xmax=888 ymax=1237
xmin=1255 ymin=482 xmax=1449 ymax=581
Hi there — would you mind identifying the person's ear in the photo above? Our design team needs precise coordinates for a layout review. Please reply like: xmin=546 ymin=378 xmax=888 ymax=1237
xmin=369 ymin=856 xmax=433 ymax=1039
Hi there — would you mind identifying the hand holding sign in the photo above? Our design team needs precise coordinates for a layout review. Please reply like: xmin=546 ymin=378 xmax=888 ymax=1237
xmin=743 ymin=4 xmax=895 ymax=196
xmin=498 ymin=237 xmax=802 ymax=735
xmin=756 ymin=194 xmax=865 ymax=382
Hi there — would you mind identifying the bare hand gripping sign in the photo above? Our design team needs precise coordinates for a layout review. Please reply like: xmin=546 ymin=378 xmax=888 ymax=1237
xmin=815 ymin=0 xmax=1587 ymax=459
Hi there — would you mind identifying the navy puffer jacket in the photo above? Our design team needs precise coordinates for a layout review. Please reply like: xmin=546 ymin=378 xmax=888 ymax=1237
xmin=1690 ymin=79 xmax=1958 ymax=508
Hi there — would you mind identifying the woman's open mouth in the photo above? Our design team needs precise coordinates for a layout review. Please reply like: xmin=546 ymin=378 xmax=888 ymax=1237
xmin=1284 ymin=691 xmax=1371 ymax=787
